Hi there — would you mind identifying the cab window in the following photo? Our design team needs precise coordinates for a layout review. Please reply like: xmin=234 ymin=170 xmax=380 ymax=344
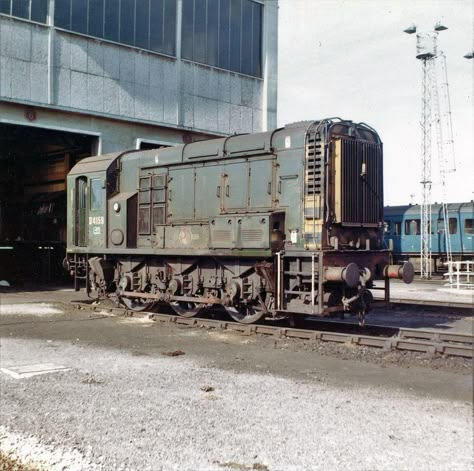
xmin=90 ymin=178 xmax=103 ymax=211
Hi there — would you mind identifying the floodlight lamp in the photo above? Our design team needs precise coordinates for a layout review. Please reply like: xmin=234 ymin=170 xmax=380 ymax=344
xmin=434 ymin=22 xmax=448 ymax=32
xmin=403 ymin=24 xmax=417 ymax=34
xmin=463 ymin=52 xmax=474 ymax=59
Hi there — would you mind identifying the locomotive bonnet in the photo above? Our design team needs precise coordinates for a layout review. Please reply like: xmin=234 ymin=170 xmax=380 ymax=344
xmin=66 ymin=118 xmax=414 ymax=324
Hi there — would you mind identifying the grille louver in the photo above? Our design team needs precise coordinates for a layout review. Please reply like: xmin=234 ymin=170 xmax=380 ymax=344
xmin=339 ymin=139 xmax=383 ymax=225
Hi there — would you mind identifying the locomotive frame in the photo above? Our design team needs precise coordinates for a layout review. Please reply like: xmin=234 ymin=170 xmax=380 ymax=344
xmin=65 ymin=119 xmax=413 ymax=324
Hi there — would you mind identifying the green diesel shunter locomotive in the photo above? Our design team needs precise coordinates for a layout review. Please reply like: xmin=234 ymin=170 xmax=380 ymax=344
xmin=66 ymin=119 xmax=413 ymax=324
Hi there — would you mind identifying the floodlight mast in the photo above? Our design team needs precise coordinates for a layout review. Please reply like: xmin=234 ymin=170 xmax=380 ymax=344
xmin=404 ymin=22 xmax=452 ymax=279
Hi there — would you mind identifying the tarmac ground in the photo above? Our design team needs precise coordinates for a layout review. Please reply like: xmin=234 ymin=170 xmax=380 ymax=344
xmin=0 ymin=282 xmax=473 ymax=470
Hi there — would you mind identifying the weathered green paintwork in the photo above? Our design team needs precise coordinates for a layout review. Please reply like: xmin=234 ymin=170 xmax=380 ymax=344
xmin=66 ymin=120 xmax=381 ymax=258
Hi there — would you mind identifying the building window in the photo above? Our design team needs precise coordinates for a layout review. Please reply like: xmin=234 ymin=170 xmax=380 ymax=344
xmin=0 ymin=0 xmax=48 ymax=23
xmin=182 ymin=0 xmax=263 ymax=77
xmin=54 ymin=0 xmax=176 ymax=56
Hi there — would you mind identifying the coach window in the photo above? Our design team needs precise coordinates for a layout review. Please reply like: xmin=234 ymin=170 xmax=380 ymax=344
xmin=405 ymin=219 xmax=420 ymax=235
xmin=449 ymin=217 xmax=457 ymax=234
xmin=90 ymin=178 xmax=104 ymax=211
xmin=465 ymin=219 xmax=473 ymax=234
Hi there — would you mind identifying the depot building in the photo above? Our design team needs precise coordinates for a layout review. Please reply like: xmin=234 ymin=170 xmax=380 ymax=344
xmin=0 ymin=0 xmax=278 ymax=282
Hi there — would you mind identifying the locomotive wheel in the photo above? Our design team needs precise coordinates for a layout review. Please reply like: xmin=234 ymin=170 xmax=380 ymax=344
xmin=224 ymin=303 xmax=266 ymax=324
xmin=120 ymin=296 xmax=155 ymax=312
xmin=169 ymin=301 xmax=205 ymax=317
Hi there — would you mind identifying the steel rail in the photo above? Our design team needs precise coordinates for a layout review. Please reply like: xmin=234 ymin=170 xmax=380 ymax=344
xmin=72 ymin=302 xmax=473 ymax=359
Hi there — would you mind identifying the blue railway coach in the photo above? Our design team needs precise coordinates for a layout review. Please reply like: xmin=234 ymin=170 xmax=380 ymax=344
xmin=383 ymin=202 xmax=474 ymax=270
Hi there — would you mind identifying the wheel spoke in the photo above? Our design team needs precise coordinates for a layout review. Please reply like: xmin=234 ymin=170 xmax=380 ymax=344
xmin=169 ymin=301 xmax=205 ymax=318
xmin=120 ymin=295 xmax=155 ymax=312
xmin=224 ymin=303 xmax=266 ymax=324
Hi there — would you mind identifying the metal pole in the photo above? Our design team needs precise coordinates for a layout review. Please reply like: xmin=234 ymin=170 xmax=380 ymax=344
xmin=311 ymin=253 xmax=315 ymax=314
xmin=420 ymin=57 xmax=433 ymax=279
xmin=276 ymin=251 xmax=281 ymax=310
xmin=318 ymin=251 xmax=324 ymax=314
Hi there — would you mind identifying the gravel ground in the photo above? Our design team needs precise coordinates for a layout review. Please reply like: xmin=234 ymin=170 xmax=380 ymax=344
xmin=1 ymin=309 xmax=473 ymax=471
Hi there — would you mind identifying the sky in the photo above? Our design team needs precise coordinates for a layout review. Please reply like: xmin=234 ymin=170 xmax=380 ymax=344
xmin=277 ymin=0 xmax=473 ymax=206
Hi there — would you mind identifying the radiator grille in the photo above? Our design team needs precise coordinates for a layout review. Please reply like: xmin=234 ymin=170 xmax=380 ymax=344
xmin=305 ymin=134 xmax=324 ymax=195
xmin=241 ymin=229 xmax=264 ymax=242
xmin=340 ymin=139 xmax=383 ymax=224
xmin=212 ymin=230 xmax=232 ymax=242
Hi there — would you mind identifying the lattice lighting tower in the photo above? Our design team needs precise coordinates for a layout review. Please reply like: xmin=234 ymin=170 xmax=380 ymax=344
xmin=404 ymin=23 xmax=451 ymax=279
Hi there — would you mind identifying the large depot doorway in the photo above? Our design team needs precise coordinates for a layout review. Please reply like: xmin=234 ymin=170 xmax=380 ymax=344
xmin=0 ymin=122 xmax=98 ymax=284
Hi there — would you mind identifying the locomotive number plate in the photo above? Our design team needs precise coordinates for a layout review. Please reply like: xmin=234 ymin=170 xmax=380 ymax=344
xmin=89 ymin=216 xmax=105 ymax=225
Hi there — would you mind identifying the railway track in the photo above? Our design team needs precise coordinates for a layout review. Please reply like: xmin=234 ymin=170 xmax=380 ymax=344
xmin=73 ymin=302 xmax=473 ymax=359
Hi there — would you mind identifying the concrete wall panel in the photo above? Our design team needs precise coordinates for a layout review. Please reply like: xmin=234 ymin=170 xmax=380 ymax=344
xmin=30 ymin=63 xmax=49 ymax=103
xmin=229 ymin=104 xmax=242 ymax=134
xmin=163 ymin=90 xmax=178 ymax=124
xmin=230 ymin=74 xmax=242 ymax=105
xmin=217 ymin=73 xmax=230 ymax=103
xmin=103 ymin=78 xmax=120 ymax=115
xmin=87 ymin=41 xmax=105 ymax=77
xmin=10 ymin=21 xmax=31 ymax=61
xmin=217 ymin=101 xmax=230 ymax=135
xmin=134 ymin=53 xmax=149 ymax=86
xmin=0 ymin=20 xmax=12 ymax=57
xmin=87 ymin=74 xmax=104 ymax=112
xmin=102 ymin=44 xmax=120 ymax=80
xmin=54 ymin=33 xmax=70 ymax=68
xmin=55 ymin=68 xmax=71 ymax=106
xmin=182 ymin=62 xmax=194 ymax=95
xmin=119 ymin=80 xmax=135 ymax=117
xmin=11 ymin=59 xmax=31 ymax=100
xmin=31 ymin=27 xmax=49 ymax=64
xmin=70 ymin=70 xmax=88 ymax=109
xmin=182 ymin=94 xmax=194 ymax=128
xmin=149 ymin=59 xmax=164 ymax=88
xmin=163 ymin=59 xmax=177 ymax=90
xmin=119 ymin=48 xmax=135 ymax=82
xmin=69 ymin=37 xmax=88 ymax=73
xmin=194 ymin=66 xmax=210 ymax=98
xmin=194 ymin=96 xmax=218 ymax=132
xmin=0 ymin=56 xmax=12 ymax=97
xmin=252 ymin=110 xmax=262 ymax=134
xmin=134 ymin=83 xmax=150 ymax=120
xmin=149 ymin=86 xmax=164 ymax=123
